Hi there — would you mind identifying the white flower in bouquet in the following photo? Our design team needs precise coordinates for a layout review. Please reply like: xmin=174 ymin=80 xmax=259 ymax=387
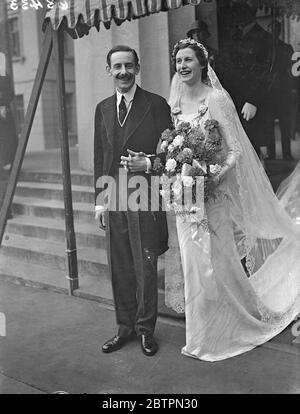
xmin=182 ymin=148 xmax=193 ymax=157
xmin=209 ymin=164 xmax=222 ymax=175
xmin=160 ymin=140 xmax=168 ymax=151
xmin=173 ymin=135 xmax=184 ymax=148
xmin=172 ymin=178 xmax=182 ymax=198
xmin=165 ymin=158 xmax=177 ymax=172
xmin=160 ymin=189 xmax=169 ymax=198
xmin=182 ymin=176 xmax=194 ymax=187
xmin=181 ymin=162 xmax=193 ymax=177
xmin=168 ymin=144 xmax=174 ymax=152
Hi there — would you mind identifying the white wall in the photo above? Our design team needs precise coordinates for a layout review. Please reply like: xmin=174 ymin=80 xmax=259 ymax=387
xmin=168 ymin=6 xmax=195 ymax=55
xmin=74 ymin=24 xmax=115 ymax=171
xmin=138 ymin=13 xmax=170 ymax=100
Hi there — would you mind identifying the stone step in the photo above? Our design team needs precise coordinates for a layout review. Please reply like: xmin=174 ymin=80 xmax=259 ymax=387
xmin=1 ymin=233 xmax=108 ymax=278
xmin=6 ymin=215 xmax=106 ymax=249
xmin=15 ymin=181 xmax=94 ymax=204
xmin=3 ymin=167 xmax=179 ymax=319
xmin=12 ymin=196 xmax=93 ymax=223
xmin=19 ymin=169 xmax=94 ymax=187
xmin=0 ymin=256 xmax=183 ymax=320
xmin=0 ymin=255 xmax=113 ymax=302
xmin=1 ymin=231 xmax=166 ymax=288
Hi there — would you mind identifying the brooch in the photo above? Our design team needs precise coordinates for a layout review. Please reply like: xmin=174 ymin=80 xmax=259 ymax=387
xmin=198 ymin=103 xmax=208 ymax=117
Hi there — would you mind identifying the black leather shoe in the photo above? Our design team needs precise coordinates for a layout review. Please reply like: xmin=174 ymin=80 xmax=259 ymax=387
xmin=141 ymin=334 xmax=158 ymax=356
xmin=102 ymin=333 xmax=135 ymax=353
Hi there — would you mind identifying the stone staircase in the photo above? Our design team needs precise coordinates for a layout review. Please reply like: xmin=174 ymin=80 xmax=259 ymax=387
xmin=0 ymin=169 xmax=181 ymax=319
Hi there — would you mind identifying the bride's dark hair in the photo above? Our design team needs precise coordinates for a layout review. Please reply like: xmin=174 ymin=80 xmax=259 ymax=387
xmin=172 ymin=39 xmax=208 ymax=82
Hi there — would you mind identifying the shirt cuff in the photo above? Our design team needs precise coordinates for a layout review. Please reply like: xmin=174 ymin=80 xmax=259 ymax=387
xmin=145 ymin=157 xmax=152 ymax=174
xmin=95 ymin=205 xmax=106 ymax=213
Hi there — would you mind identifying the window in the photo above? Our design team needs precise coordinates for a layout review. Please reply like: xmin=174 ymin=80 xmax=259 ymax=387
xmin=15 ymin=94 xmax=24 ymax=134
xmin=65 ymin=93 xmax=77 ymax=140
xmin=8 ymin=16 xmax=21 ymax=58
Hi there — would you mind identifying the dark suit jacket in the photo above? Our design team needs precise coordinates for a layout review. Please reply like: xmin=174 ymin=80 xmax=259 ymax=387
xmin=94 ymin=85 xmax=172 ymax=255
xmin=269 ymin=39 xmax=295 ymax=99
xmin=0 ymin=75 xmax=17 ymax=165
xmin=94 ymin=86 xmax=172 ymax=185
xmin=219 ymin=23 xmax=274 ymax=147
xmin=225 ymin=24 xmax=272 ymax=108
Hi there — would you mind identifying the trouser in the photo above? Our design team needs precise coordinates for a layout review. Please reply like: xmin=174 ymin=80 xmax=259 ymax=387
xmin=267 ymin=113 xmax=292 ymax=158
xmin=266 ymin=92 xmax=292 ymax=158
xmin=106 ymin=210 xmax=158 ymax=338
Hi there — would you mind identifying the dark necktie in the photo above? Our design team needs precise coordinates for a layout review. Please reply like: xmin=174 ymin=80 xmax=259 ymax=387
xmin=118 ymin=95 xmax=127 ymax=124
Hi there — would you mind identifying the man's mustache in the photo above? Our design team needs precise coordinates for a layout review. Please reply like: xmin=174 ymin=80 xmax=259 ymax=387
xmin=116 ymin=74 xmax=134 ymax=81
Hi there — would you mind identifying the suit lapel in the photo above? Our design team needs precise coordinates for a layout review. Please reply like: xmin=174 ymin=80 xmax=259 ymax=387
xmin=122 ymin=86 xmax=151 ymax=148
xmin=101 ymin=94 xmax=116 ymax=147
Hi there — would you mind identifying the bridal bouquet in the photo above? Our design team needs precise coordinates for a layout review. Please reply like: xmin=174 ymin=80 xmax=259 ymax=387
xmin=153 ymin=119 xmax=224 ymax=219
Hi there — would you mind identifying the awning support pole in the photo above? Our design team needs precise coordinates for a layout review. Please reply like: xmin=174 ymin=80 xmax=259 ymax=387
xmin=52 ymin=27 xmax=79 ymax=294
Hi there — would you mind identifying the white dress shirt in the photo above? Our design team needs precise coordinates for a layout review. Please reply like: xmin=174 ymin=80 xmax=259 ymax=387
xmin=116 ymin=83 xmax=136 ymax=126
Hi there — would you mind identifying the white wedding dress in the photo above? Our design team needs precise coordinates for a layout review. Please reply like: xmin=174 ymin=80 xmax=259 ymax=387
xmin=165 ymin=84 xmax=300 ymax=362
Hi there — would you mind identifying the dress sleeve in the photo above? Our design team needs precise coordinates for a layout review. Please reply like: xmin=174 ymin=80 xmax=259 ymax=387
xmin=208 ymin=89 xmax=242 ymax=176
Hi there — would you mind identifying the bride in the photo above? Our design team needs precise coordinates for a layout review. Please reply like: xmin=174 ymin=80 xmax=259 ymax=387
xmin=163 ymin=38 xmax=300 ymax=361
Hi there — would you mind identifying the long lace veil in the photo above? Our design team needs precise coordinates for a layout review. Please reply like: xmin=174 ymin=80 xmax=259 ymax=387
xmin=276 ymin=161 xmax=300 ymax=224
xmin=165 ymin=63 xmax=300 ymax=314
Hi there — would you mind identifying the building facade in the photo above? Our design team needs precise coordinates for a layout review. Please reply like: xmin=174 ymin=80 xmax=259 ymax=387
xmin=7 ymin=1 xmax=300 ymax=169
xmin=8 ymin=5 xmax=77 ymax=152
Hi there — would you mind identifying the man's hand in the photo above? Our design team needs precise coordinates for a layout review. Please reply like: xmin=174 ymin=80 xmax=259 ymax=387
xmin=95 ymin=209 xmax=106 ymax=230
xmin=120 ymin=149 xmax=148 ymax=172
xmin=241 ymin=102 xmax=257 ymax=121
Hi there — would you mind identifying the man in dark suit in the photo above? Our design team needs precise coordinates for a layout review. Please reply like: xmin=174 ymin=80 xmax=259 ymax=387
xmin=94 ymin=45 xmax=172 ymax=356
xmin=220 ymin=2 xmax=273 ymax=157
xmin=266 ymin=20 xmax=295 ymax=160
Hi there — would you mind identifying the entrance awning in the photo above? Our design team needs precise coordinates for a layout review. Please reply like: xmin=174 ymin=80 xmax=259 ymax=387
xmin=43 ymin=0 xmax=202 ymax=38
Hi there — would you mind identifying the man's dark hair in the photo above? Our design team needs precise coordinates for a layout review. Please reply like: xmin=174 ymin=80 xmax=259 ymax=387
xmin=106 ymin=45 xmax=139 ymax=67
